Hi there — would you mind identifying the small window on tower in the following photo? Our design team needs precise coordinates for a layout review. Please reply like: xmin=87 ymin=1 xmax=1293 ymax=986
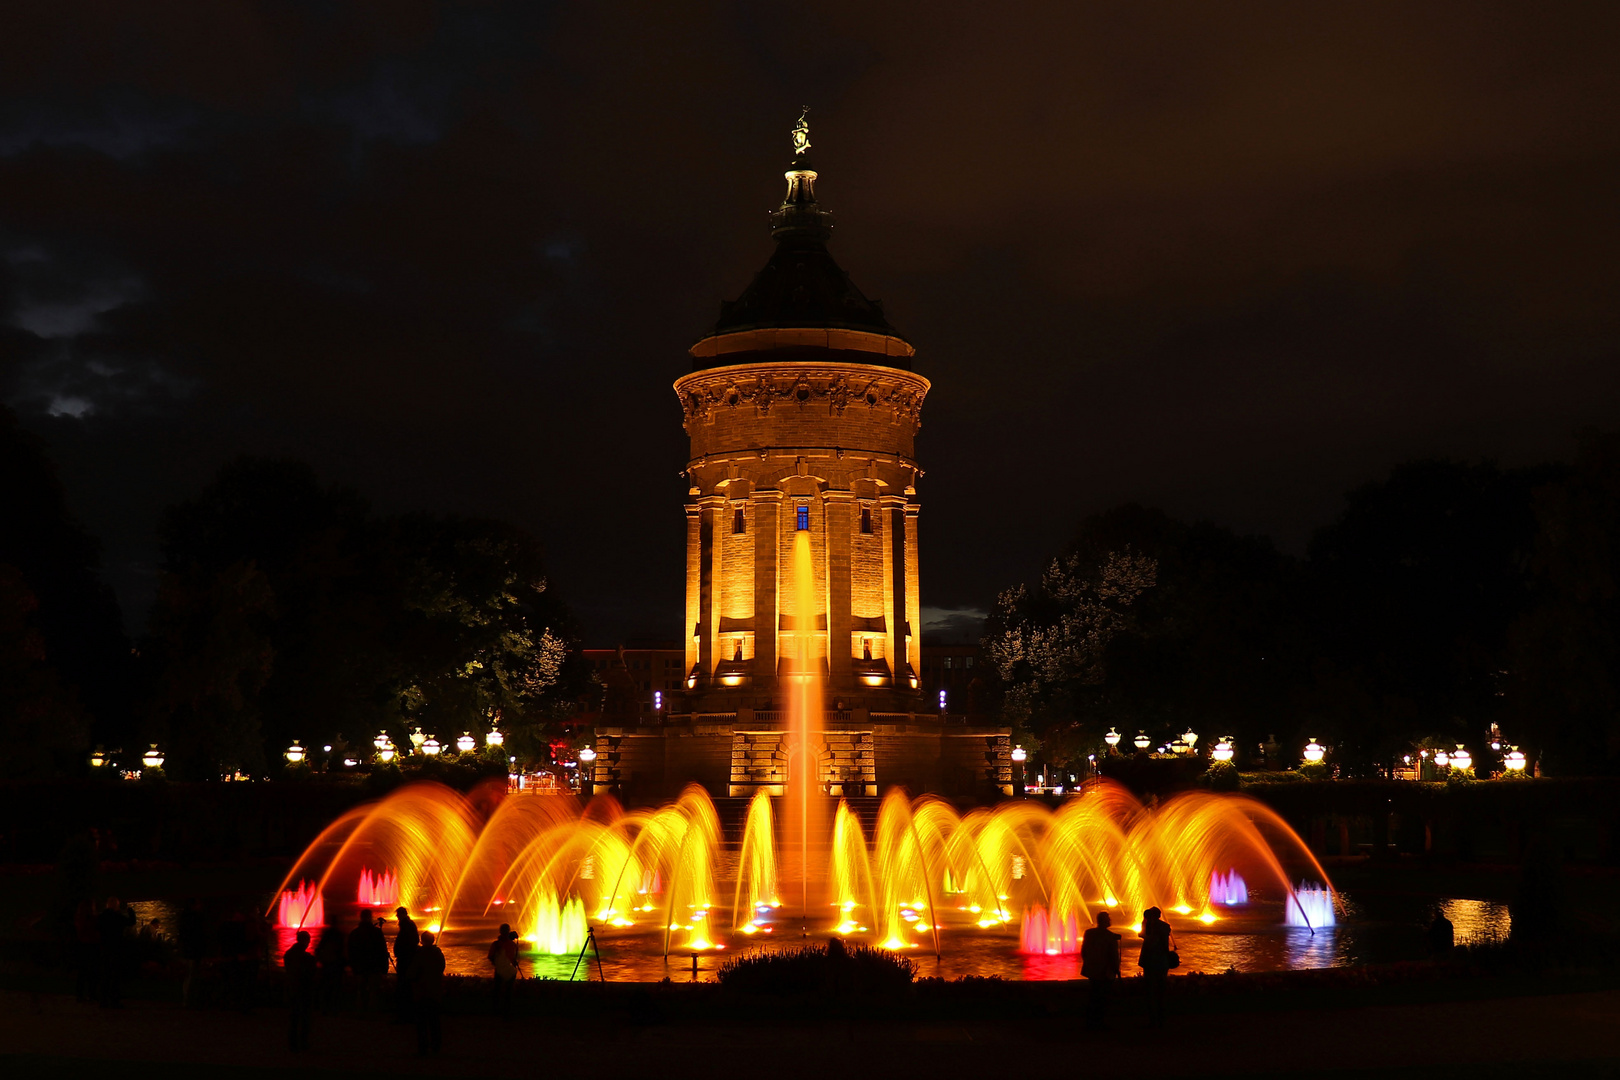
xmin=734 ymin=638 xmax=744 ymax=661
xmin=733 ymin=508 xmax=746 ymax=534
xmin=796 ymin=505 xmax=810 ymax=531
xmin=860 ymin=508 xmax=872 ymax=534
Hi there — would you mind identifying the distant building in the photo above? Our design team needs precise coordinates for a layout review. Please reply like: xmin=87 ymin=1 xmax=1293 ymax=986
xmin=583 ymin=126 xmax=1009 ymax=803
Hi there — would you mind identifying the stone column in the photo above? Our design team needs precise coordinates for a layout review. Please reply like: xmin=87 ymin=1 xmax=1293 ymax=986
xmin=685 ymin=504 xmax=701 ymax=683
xmin=904 ymin=502 xmax=921 ymax=683
xmin=700 ymin=495 xmax=727 ymax=681
xmin=752 ymin=491 xmax=781 ymax=690
xmin=882 ymin=495 xmax=908 ymax=687
xmin=825 ymin=490 xmax=855 ymax=691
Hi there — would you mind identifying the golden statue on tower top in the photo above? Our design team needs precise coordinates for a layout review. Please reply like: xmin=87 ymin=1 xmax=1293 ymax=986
xmin=791 ymin=107 xmax=811 ymax=157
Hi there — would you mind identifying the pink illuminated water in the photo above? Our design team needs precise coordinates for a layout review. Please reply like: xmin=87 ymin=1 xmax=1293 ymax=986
xmin=276 ymin=881 xmax=324 ymax=928
xmin=357 ymin=868 xmax=399 ymax=907
xmin=1210 ymin=869 xmax=1249 ymax=905
xmin=1019 ymin=905 xmax=1080 ymax=955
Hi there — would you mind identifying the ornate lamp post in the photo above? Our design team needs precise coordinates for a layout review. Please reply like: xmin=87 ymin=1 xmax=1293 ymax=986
xmin=409 ymin=727 xmax=427 ymax=754
xmin=1211 ymin=738 xmax=1234 ymax=764
xmin=1504 ymin=747 xmax=1527 ymax=772
xmin=1302 ymin=738 xmax=1325 ymax=766
xmin=1450 ymin=746 xmax=1472 ymax=773
xmin=1104 ymin=728 xmax=1121 ymax=750
xmin=1433 ymin=748 xmax=1449 ymax=770
xmin=456 ymin=732 xmax=477 ymax=754
xmin=485 ymin=728 xmax=504 ymax=749
xmin=1182 ymin=728 xmax=1199 ymax=755
xmin=285 ymin=741 xmax=306 ymax=765
xmin=376 ymin=736 xmax=397 ymax=764
xmin=421 ymin=736 xmax=442 ymax=756
xmin=1133 ymin=732 xmax=1151 ymax=751
xmin=142 ymin=744 xmax=165 ymax=770
xmin=89 ymin=747 xmax=107 ymax=769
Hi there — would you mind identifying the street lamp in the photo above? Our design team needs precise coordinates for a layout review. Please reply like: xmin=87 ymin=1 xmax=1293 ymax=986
xmin=457 ymin=732 xmax=477 ymax=754
xmin=409 ymin=727 xmax=426 ymax=754
xmin=142 ymin=744 xmax=165 ymax=769
xmin=285 ymin=741 xmax=306 ymax=765
xmin=1010 ymin=746 xmax=1027 ymax=763
xmin=1183 ymin=728 xmax=1198 ymax=754
xmin=485 ymin=728 xmax=504 ymax=749
xmin=1504 ymin=747 xmax=1527 ymax=772
xmin=1211 ymin=738 xmax=1234 ymax=763
xmin=578 ymin=746 xmax=598 ymax=765
xmin=89 ymin=747 xmax=107 ymax=768
xmin=421 ymin=736 xmax=442 ymax=756
xmin=373 ymin=731 xmax=391 ymax=752
xmin=1104 ymin=728 xmax=1121 ymax=749
xmin=1450 ymin=746 xmax=1472 ymax=772
xmin=1134 ymin=732 xmax=1151 ymax=751
xmin=1433 ymin=748 xmax=1449 ymax=769
xmin=376 ymin=736 xmax=397 ymax=764
xmin=1302 ymin=739 xmax=1325 ymax=765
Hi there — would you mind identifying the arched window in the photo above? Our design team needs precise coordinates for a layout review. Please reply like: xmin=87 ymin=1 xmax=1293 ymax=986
xmin=733 ymin=507 xmax=746 ymax=534
xmin=860 ymin=507 xmax=872 ymax=534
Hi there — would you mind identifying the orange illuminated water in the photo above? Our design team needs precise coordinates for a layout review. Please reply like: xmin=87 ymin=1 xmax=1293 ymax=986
xmin=781 ymin=528 xmax=827 ymax=924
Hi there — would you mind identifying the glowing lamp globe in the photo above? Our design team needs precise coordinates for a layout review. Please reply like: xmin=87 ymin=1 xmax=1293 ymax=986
xmin=578 ymin=747 xmax=598 ymax=764
xmin=1212 ymin=738 xmax=1234 ymax=763
xmin=142 ymin=744 xmax=165 ymax=769
xmin=1104 ymin=728 xmax=1121 ymax=748
xmin=485 ymin=729 xmax=504 ymax=749
xmin=1183 ymin=728 xmax=1198 ymax=751
xmin=457 ymin=733 xmax=477 ymax=753
xmin=1134 ymin=732 xmax=1151 ymax=751
xmin=1433 ymin=749 xmax=1449 ymax=769
xmin=285 ymin=741 xmax=306 ymax=765
xmin=1450 ymin=746 xmax=1472 ymax=772
xmin=376 ymin=737 xmax=396 ymax=764
xmin=1504 ymin=748 xmax=1527 ymax=772
xmin=89 ymin=747 xmax=106 ymax=768
xmin=373 ymin=731 xmax=390 ymax=751
xmin=1302 ymin=739 xmax=1325 ymax=765
xmin=1010 ymin=746 xmax=1027 ymax=764
xmin=421 ymin=736 xmax=442 ymax=756
xmin=409 ymin=727 xmax=426 ymax=752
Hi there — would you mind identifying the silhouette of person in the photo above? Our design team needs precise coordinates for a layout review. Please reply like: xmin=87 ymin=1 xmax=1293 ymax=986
xmin=315 ymin=925 xmax=346 ymax=1011
xmin=1428 ymin=912 xmax=1455 ymax=958
xmin=392 ymin=906 xmax=420 ymax=1023
xmin=488 ymin=923 xmax=519 ymax=1016
xmin=1138 ymin=907 xmax=1174 ymax=1028
xmin=348 ymin=910 xmax=387 ymax=1012
xmin=93 ymin=896 xmax=134 ymax=1007
xmin=283 ymin=929 xmax=317 ymax=1052
xmin=178 ymin=900 xmax=209 ymax=1009
xmin=1080 ymin=910 xmax=1121 ymax=1030
xmin=411 ymin=930 xmax=447 ymax=1056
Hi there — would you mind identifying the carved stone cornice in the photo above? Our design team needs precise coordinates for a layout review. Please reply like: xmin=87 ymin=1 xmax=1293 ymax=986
xmin=674 ymin=361 xmax=930 ymax=434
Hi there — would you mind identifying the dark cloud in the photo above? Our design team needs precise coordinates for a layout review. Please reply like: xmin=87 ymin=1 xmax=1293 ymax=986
xmin=0 ymin=0 xmax=1617 ymax=639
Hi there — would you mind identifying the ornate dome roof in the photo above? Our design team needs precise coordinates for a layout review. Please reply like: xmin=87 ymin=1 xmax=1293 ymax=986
xmin=694 ymin=114 xmax=907 ymax=369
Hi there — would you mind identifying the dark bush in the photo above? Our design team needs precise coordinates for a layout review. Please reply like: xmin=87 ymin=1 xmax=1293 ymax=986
xmin=716 ymin=939 xmax=917 ymax=994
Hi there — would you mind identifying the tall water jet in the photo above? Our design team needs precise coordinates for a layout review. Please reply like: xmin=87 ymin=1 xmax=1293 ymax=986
xmin=277 ymin=881 xmax=324 ymax=929
xmin=783 ymin=527 xmax=827 ymax=923
xmin=1285 ymin=882 xmax=1336 ymax=929
xmin=733 ymin=790 xmax=780 ymax=933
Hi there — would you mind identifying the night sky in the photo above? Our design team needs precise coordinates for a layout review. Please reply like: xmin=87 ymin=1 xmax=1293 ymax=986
xmin=3 ymin=2 xmax=1618 ymax=643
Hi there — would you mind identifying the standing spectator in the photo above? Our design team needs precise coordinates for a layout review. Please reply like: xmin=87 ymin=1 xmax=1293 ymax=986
xmin=1080 ymin=910 xmax=1121 ymax=1030
xmin=488 ymin=924 xmax=519 ymax=1016
xmin=1137 ymin=907 xmax=1175 ymax=1028
xmin=348 ymin=910 xmax=387 ymax=1012
xmin=411 ymin=931 xmax=447 ymax=1057
xmin=94 ymin=897 xmax=134 ymax=1008
xmin=283 ymin=930 xmax=317 ymax=1052
xmin=314 ymin=926 xmax=346 ymax=1012
xmin=1428 ymin=912 xmax=1455 ymax=958
xmin=178 ymin=900 xmax=210 ymax=1009
xmin=391 ymin=907 xmax=420 ymax=1023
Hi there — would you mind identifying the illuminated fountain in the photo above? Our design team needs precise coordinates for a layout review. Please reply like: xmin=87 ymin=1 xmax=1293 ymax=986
xmin=1285 ymin=882 xmax=1336 ymax=929
xmin=781 ymin=527 xmax=827 ymax=923
xmin=1210 ymin=869 xmax=1249 ymax=906
xmin=276 ymin=881 xmax=324 ymax=929
xmin=357 ymin=868 xmax=400 ymax=907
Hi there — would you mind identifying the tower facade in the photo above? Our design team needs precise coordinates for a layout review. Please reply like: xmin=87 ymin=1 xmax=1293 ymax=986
xmin=676 ymin=148 xmax=928 ymax=714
